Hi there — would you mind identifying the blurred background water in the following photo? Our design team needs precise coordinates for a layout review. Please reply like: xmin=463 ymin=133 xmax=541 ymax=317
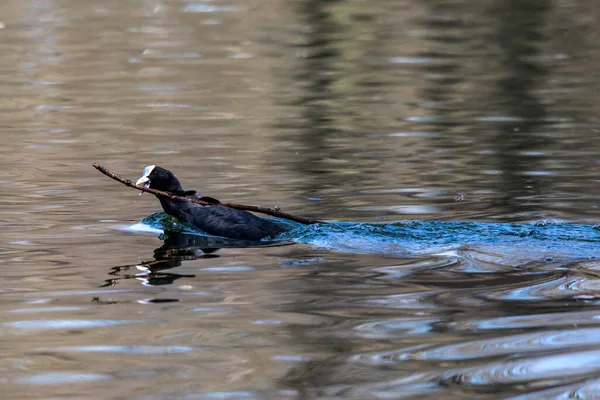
xmin=2 ymin=0 xmax=600 ymax=398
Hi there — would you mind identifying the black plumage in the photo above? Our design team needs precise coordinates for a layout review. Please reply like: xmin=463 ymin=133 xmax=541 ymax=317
xmin=136 ymin=165 xmax=287 ymax=241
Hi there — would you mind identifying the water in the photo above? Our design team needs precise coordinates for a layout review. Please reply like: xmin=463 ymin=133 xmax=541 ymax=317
xmin=2 ymin=0 xmax=600 ymax=398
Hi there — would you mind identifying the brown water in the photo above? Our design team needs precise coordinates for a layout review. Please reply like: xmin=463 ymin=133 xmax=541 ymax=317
xmin=2 ymin=0 xmax=600 ymax=399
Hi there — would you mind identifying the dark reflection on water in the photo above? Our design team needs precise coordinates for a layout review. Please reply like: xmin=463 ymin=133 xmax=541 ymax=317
xmin=102 ymin=231 xmax=293 ymax=289
xmin=485 ymin=0 xmax=551 ymax=216
xmin=3 ymin=0 xmax=600 ymax=398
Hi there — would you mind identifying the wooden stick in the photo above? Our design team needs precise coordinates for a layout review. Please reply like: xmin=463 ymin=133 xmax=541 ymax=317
xmin=93 ymin=163 xmax=323 ymax=225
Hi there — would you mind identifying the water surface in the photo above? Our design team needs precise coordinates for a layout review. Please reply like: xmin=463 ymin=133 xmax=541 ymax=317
xmin=2 ymin=0 xmax=600 ymax=399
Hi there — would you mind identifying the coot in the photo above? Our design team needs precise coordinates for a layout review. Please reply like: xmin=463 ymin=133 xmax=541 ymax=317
xmin=136 ymin=165 xmax=286 ymax=241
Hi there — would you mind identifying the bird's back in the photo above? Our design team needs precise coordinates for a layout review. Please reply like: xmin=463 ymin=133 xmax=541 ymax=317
xmin=188 ymin=205 xmax=285 ymax=240
xmin=163 ymin=199 xmax=284 ymax=241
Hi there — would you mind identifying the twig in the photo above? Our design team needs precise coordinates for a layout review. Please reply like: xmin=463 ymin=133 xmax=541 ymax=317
xmin=93 ymin=163 xmax=323 ymax=225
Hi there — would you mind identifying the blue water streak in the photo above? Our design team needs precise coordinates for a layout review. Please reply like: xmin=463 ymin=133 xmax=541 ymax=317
xmin=140 ymin=213 xmax=600 ymax=258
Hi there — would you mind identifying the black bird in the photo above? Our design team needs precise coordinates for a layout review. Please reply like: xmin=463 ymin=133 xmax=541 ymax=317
xmin=136 ymin=165 xmax=287 ymax=241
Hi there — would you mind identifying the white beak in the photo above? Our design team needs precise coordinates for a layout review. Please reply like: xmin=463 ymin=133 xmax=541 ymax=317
xmin=135 ymin=176 xmax=150 ymax=195
xmin=136 ymin=165 xmax=155 ymax=195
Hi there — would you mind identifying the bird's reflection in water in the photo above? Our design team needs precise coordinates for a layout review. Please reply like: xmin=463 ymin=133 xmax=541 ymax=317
xmin=101 ymin=231 xmax=293 ymax=288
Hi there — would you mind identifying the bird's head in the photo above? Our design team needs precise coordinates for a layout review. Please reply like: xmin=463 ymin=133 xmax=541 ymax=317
xmin=135 ymin=165 xmax=184 ymax=194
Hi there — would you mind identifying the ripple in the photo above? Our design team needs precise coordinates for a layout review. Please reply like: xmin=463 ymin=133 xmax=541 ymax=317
xmin=389 ymin=131 xmax=440 ymax=138
xmin=506 ymin=378 xmax=600 ymax=400
xmin=272 ymin=355 xmax=311 ymax=362
xmin=15 ymin=372 xmax=111 ymax=385
xmin=365 ymin=256 xmax=461 ymax=280
xmin=4 ymin=319 xmax=143 ymax=330
xmin=26 ymin=289 xmax=132 ymax=297
xmin=449 ymin=310 xmax=600 ymax=331
xmin=476 ymin=116 xmax=525 ymax=122
xmin=183 ymin=4 xmax=246 ymax=13
xmin=484 ymin=275 xmax=600 ymax=302
xmin=46 ymin=345 xmax=194 ymax=354
xmin=35 ymin=104 xmax=79 ymax=110
xmin=353 ymin=205 xmax=440 ymax=214
xmin=320 ymin=372 xmax=441 ymax=398
xmin=201 ymin=266 xmax=255 ymax=272
xmin=447 ymin=349 xmax=600 ymax=385
xmin=26 ymin=80 xmax=62 ymax=86
xmin=141 ymin=50 xmax=200 ymax=59
xmin=136 ymin=103 xmax=192 ymax=108
xmin=390 ymin=57 xmax=451 ymax=65
xmin=9 ymin=306 xmax=85 ymax=313
xmin=352 ymin=318 xmax=439 ymax=338
xmin=252 ymin=320 xmax=283 ymax=325
xmin=411 ymin=328 xmax=600 ymax=361
xmin=361 ymin=291 xmax=442 ymax=310
xmin=197 ymin=392 xmax=255 ymax=399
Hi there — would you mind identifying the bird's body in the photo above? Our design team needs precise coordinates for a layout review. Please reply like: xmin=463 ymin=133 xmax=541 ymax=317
xmin=158 ymin=196 xmax=286 ymax=241
xmin=136 ymin=165 xmax=286 ymax=241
